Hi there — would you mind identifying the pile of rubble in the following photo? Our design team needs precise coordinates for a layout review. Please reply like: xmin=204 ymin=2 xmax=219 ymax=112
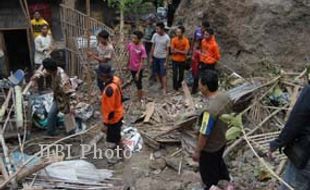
xmin=122 ymin=66 xmax=308 ymax=189
xmin=0 ymin=58 xmax=308 ymax=189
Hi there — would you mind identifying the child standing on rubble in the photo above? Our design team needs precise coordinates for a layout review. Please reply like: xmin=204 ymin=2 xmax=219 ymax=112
xmin=127 ymin=31 xmax=147 ymax=101
xmin=191 ymin=41 xmax=201 ymax=94
xmin=87 ymin=30 xmax=115 ymax=92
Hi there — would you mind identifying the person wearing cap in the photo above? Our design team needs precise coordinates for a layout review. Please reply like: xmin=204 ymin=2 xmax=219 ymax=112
xmin=98 ymin=64 xmax=124 ymax=147
xmin=32 ymin=58 xmax=75 ymax=136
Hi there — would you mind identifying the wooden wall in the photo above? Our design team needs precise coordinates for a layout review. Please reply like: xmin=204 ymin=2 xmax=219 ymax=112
xmin=0 ymin=32 xmax=8 ymax=77
xmin=0 ymin=1 xmax=28 ymax=29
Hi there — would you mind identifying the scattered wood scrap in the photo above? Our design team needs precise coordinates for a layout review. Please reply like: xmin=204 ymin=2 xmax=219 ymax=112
xmin=143 ymin=102 xmax=155 ymax=123
xmin=182 ymin=81 xmax=194 ymax=109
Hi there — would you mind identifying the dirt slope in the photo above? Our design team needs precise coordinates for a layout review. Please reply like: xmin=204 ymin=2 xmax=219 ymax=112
xmin=175 ymin=0 xmax=310 ymax=74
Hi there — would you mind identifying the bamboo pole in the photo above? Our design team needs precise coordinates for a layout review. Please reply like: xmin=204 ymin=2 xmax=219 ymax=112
xmin=0 ymin=88 xmax=13 ymax=121
xmin=0 ymin=132 xmax=17 ymax=187
xmin=241 ymin=126 xmax=293 ymax=190
xmin=0 ymin=156 xmax=9 ymax=180
xmin=224 ymin=104 xmax=288 ymax=157
xmin=0 ymin=124 xmax=98 ymax=189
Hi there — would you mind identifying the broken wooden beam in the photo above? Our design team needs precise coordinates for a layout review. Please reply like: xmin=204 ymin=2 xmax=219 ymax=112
xmin=64 ymin=113 xmax=76 ymax=133
xmin=140 ymin=131 xmax=160 ymax=150
xmin=154 ymin=116 xmax=197 ymax=138
xmin=182 ymin=81 xmax=194 ymax=109
xmin=143 ymin=102 xmax=155 ymax=123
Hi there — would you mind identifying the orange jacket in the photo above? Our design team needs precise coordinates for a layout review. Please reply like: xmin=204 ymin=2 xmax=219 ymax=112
xmin=171 ymin=36 xmax=190 ymax=62
xmin=200 ymin=36 xmax=221 ymax=65
xmin=101 ymin=76 xmax=124 ymax=125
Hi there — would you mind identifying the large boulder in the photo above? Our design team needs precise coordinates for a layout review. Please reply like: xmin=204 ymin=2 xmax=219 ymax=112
xmin=175 ymin=0 xmax=310 ymax=74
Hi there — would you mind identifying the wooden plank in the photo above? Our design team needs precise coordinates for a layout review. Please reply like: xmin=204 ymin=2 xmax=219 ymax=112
xmin=86 ymin=0 xmax=91 ymax=16
xmin=143 ymin=102 xmax=155 ymax=123
xmin=140 ymin=131 xmax=160 ymax=150
xmin=15 ymin=86 xmax=24 ymax=128
xmin=64 ymin=113 xmax=76 ymax=133
xmin=182 ymin=81 xmax=194 ymax=109
xmin=154 ymin=116 xmax=197 ymax=138
xmin=0 ymin=31 xmax=9 ymax=76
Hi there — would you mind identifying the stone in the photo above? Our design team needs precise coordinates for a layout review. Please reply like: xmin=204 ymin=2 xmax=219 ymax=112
xmin=149 ymin=158 xmax=166 ymax=170
xmin=153 ymin=151 xmax=162 ymax=159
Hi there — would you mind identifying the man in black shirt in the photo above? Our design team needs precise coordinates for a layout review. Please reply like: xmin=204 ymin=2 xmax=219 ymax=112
xmin=269 ymin=85 xmax=310 ymax=190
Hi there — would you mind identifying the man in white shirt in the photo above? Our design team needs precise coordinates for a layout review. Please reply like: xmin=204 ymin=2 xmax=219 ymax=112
xmin=34 ymin=24 xmax=53 ymax=90
xmin=34 ymin=24 xmax=53 ymax=66
xmin=150 ymin=22 xmax=170 ymax=94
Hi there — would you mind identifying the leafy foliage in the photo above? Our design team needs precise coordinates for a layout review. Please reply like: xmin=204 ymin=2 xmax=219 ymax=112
xmin=106 ymin=0 xmax=144 ymax=11
xmin=220 ymin=113 xmax=243 ymax=141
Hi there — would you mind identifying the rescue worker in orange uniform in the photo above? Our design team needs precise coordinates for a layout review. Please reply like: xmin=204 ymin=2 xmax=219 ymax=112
xmin=200 ymin=28 xmax=221 ymax=71
xmin=99 ymin=64 xmax=124 ymax=147
xmin=192 ymin=28 xmax=221 ymax=93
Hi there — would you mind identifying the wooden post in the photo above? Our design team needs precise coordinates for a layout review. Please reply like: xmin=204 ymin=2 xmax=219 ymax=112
xmin=0 ymin=31 xmax=9 ymax=76
xmin=20 ymin=0 xmax=34 ymax=67
xmin=15 ymin=86 xmax=24 ymax=128
xmin=85 ymin=0 xmax=93 ymax=93
xmin=86 ymin=0 xmax=91 ymax=16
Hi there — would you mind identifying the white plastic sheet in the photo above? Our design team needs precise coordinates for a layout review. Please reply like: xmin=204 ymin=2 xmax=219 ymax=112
xmin=39 ymin=160 xmax=113 ymax=183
